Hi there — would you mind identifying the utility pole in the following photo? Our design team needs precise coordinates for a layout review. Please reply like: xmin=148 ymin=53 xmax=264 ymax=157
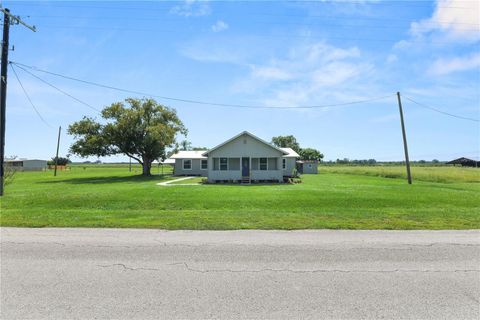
xmin=54 ymin=126 xmax=61 ymax=177
xmin=397 ymin=92 xmax=412 ymax=184
xmin=129 ymin=157 xmax=132 ymax=172
xmin=0 ymin=7 xmax=36 ymax=195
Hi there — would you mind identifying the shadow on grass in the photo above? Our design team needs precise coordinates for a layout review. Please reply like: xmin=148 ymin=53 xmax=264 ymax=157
xmin=39 ymin=174 xmax=172 ymax=185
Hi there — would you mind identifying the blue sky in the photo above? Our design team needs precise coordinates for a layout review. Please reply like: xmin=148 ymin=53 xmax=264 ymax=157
xmin=3 ymin=0 xmax=479 ymax=162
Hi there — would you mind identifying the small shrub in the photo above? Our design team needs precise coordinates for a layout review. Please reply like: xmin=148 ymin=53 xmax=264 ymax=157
xmin=3 ymin=165 xmax=17 ymax=188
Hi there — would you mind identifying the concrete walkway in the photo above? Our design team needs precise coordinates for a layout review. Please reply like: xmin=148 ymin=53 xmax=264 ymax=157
xmin=156 ymin=176 xmax=200 ymax=186
xmin=1 ymin=228 xmax=479 ymax=319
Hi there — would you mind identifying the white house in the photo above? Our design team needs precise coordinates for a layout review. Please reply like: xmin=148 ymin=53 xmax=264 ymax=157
xmin=170 ymin=131 xmax=299 ymax=183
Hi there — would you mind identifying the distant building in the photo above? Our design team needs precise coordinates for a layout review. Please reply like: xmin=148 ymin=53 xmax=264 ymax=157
xmin=5 ymin=159 xmax=47 ymax=171
xmin=447 ymin=157 xmax=479 ymax=168
xmin=296 ymin=160 xmax=318 ymax=174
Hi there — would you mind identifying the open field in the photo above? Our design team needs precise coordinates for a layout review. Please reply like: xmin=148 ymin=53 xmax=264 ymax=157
xmin=320 ymin=165 xmax=480 ymax=183
xmin=0 ymin=165 xmax=478 ymax=229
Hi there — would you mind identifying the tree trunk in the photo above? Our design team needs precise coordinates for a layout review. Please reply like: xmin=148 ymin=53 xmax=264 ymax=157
xmin=142 ymin=161 xmax=152 ymax=176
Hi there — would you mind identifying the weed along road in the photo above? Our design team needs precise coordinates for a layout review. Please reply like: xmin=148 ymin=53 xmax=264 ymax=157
xmin=1 ymin=228 xmax=479 ymax=319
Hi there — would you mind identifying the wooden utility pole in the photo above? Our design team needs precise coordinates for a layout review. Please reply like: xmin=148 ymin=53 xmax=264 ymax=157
xmin=0 ymin=7 xmax=36 ymax=195
xmin=397 ymin=92 xmax=412 ymax=184
xmin=129 ymin=157 xmax=132 ymax=172
xmin=54 ymin=126 xmax=61 ymax=176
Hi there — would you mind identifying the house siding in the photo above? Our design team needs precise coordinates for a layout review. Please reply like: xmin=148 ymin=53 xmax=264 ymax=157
xmin=207 ymin=133 xmax=284 ymax=182
xmin=282 ymin=158 xmax=297 ymax=177
xmin=6 ymin=160 xmax=47 ymax=171
xmin=174 ymin=159 xmax=207 ymax=176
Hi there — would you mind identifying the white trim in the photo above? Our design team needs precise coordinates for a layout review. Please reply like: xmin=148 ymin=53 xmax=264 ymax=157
xmin=182 ymin=159 xmax=192 ymax=170
xmin=282 ymin=158 xmax=286 ymax=170
xmin=280 ymin=148 xmax=300 ymax=158
xmin=171 ymin=151 xmax=207 ymax=159
xmin=201 ymin=159 xmax=208 ymax=170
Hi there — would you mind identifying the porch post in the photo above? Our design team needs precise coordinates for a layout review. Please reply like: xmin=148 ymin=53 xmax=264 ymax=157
xmin=249 ymin=157 xmax=252 ymax=178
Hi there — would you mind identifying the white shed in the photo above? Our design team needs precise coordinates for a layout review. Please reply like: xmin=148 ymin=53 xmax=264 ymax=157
xmin=5 ymin=159 xmax=47 ymax=171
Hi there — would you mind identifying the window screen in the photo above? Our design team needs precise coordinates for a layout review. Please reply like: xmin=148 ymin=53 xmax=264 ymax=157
xmin=220 ymin=158 xmax=228 ymax=171
xmin=183 ymin=159 xmax=192 ymax=170
xmin=260 ymin=158 xmax=267 ymax=170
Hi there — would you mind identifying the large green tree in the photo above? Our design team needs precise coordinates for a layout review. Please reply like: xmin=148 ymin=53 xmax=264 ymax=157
xmin=68 ymin=98 xmax=186 ymax=176
xmin=299 ymin=148 xmax=324 ymax=161
xmin=271 ymin=135 xmax=301 ymax=153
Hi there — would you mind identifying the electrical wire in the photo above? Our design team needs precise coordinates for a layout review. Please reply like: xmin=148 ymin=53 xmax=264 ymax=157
xmin=8 ymin=1 xmax=478 ymax=11
xmin=10 ymin=61 xmax=395 ymax=109
xmin=15 ymin=14 xmax=480 ymax=30
xmin=11 ymin=62 xmax=100 ymax=112
xmin=9 ymin=63 xmax=53 ymax=128
xmin=10 ymin=62 xmax=479 ymax=122
xmin=403 ymin=96 xmax=479 ymax=123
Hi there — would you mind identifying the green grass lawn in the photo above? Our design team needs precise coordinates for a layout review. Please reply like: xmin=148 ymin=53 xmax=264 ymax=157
xmin=1 ymin=165 xmax=478 ymax=229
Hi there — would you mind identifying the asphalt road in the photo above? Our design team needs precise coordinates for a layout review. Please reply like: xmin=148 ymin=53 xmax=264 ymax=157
xmin=1 ymin=228 xmax=479 ymax=319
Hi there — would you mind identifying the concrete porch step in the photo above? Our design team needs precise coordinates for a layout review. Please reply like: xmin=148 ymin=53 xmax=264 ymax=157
xmin=241 ymin=176 xmax=251 ymax=184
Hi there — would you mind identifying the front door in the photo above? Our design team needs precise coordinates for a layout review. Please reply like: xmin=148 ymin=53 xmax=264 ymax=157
xmin=242 ymin=157 xmax=250 ymax=177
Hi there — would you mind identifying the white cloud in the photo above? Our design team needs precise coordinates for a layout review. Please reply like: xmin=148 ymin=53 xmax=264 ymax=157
xmin=250 ymin=66 xmax=292 ymax=81
xmin=170 ymin=0 xmax=211 ymax=17
xmin=211 ymin=20 xmax=228 ymax=32
xmin=232 ymin=42 xmax=374 ymax=108
xmin=180 ymin=40 xmax=245 ymax=64
xmin=409 ymin=0 xmax=480 ymax=42
xmin=386 ymin=54 xmax=397 ymax=64
xmin=429 ymin=53 xmax=480 ymax=75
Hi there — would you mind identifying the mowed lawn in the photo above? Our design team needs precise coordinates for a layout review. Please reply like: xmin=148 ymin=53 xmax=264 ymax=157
xmin=0 ymin=165 xmax=479 ymax=229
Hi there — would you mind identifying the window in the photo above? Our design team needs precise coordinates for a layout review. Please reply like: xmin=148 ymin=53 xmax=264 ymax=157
xmin=251 ymin=158 xmax=259 ymax=170
xmin=259 ymin=158 xmax=267 ymax=170
xmin=220 ymin=158 xmax=228 ymax=171
xmin=282 ymin=158 xmax=286 ymax=170
xmin=183 ymin=159 xmax=192 ymax=170
xmin=268 ymin=158 xmax=277 ymax=170
xmin=201 ymin=159 xmax=208 ymax=170
xmin=229 ymin=158 xmax=240 ymax=170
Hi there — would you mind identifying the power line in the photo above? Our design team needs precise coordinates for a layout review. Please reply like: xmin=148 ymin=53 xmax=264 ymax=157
xmin=17 ymin=12 xmax=480 ymax=28
xmin=22 ymin=14 xmax=480 ymax=28
xmin=10 ymin=61 xmax=480 ymax=121
xmin=9 ymin=63 xmax=53 ymax=128
xmin=10 ymin=61 xmax=395 ymax=109
xmin=403 ymin=96 xmax=479 ymax=123
xmin=12 ymin=63 xmax=100 ymax=112
xmin=35 ymin=25 xmax=410 ymax=44
xmin=8 ymin=1 xmax=478 ymax=10
xmin=28 ymin=20 xmax=479 ymax=33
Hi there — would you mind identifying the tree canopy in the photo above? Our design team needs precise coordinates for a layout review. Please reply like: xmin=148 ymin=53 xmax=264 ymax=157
xmin=68 ymin=98 xmax=186 ymax=176
xmin=272 ymin=135 xmax=324 ymax=161
xmin=299 ymin=148 xmax=324 ymax=161
xmin=48 ymin=156 xmax=71 ymax=166
xmin=271 ymin=135 xmax=301 ymax=153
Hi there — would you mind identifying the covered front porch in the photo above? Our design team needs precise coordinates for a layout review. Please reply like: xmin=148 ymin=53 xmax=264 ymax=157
xmin=208 ymin=156 xmax=283 ymax=183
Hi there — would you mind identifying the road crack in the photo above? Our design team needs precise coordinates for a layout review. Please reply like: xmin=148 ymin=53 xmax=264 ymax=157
xmin=97 ymin=262 xmax=480 ymax=274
